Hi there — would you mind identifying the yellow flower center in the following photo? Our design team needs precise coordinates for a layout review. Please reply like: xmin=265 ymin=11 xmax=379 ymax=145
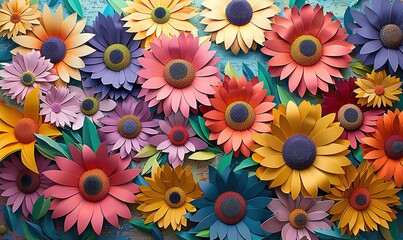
xmin=291 ymin=35 xmax=323 ymax=66
xmin=118 ymin=115 xmax=142 ymax=139
xmin=79 ymin=169 xmax=110 ymax=202
xmin=10 ymin=13 xmax=21 ymax=23
xmin=163 ymin=59 xmax=195 ymax=89
xmin=103 ymin=44 xmax=131 ymax=72
xmin=164 ymin=187 xmax=186 ymax=208
xmin=14 ymin=118 xmax=39 ymax=144
xmin=225 ymin=101 xmax=255 ymax=131
xmin=151 ymin=7 xmax=171 ymax=24
xmin=289 ymin=209 xmax=309 ymax=229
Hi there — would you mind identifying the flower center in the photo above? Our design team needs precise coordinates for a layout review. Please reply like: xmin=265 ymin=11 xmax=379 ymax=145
xmin=20 ymin=72 xmax=36 ymax=86
xmin=225 ymin=0 xmax=253 ymax=26
xmin=151 ymin=6 xmax=171 ymax=24
xmin=224 ymin=101 xmax=255 ymax=131
xmin=374 ymin=85 xmax=385 ymax=95
xmin=337 ymin=104 xmax=364 ymax=131
xmin=40 ymin=37 xmax=67 ymax=64
xmin=380 ymin=24 xmax=402 ymax=49
xmin=289 ymin=209 xmax=308 ymax=229
xmin=163 ymin=59 xmax=195 ymax=89
xmin=51 ymin=102 xmax=62 ymax=113
xmin=168 ymin=126 xmax=189 ymax=146
xmin=118 ymin=115 xmax=142 ymax=139
xmin=349 ymin=188 xmax=371 ymax=211
xmin=80 ymin=97 xmax=99 ymax=116
xmin=16 ymin=169 xmax=40 ymax=194
xmin=291 ymin=35 xmax=323 ymax=66
xmin=214 ymin=191 xmax=246 ymax=225
xmin=10 ymin=13 xmax=21 ymax=23
xmin=384 ymin=135 xmax=403 ymax=160
xmin=282 ymin=135 xmax=316 ymax=170
xmin=103 ymin=44 xmax=131 ymax=72
xmin=79 ymin=169 xmax=110 ymax=202
xmin=14 ymin=118 xmax=39 ymax=144
xmin=164 ymin=187 xmax=186 ymax=208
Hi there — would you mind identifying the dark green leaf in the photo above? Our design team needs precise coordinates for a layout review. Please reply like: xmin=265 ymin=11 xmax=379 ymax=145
xmin=217 ymin=151 xmax=233 ymax=173
xmin=82 ymin=117 xmax=101 ymax=152
xmin=41 ymin=213 xmax=62 ymax=239
xmin=176 ymin=231 xmax=200 ymax=240
xmin=197 ymin=116 xmax=211 ymax=140
xmin=344 ymin=7 xmax=353 ymax=34
xmin=23 ymin=221 xmax=43 ymax=240
xmin=189 ymin=116 xmax=213 ymax=146
xmin=234 ymin=157 xmax=258 ymax=172
xmin=352 ymin=147 xmax=364 ymax=163
xmin=34 ymin=134 xmax=70 ymax=159
xmin=129 ymin=220 xmax=155 ymax=233
xmin=32 ymin=196 xmax=50 ymax=220
xmin=315 ymin=226 xmax=350 ymax=239
xmin=3 ymin=205 xmax=17 ymax=231
xmin=62 ymin=131 xmax=76 ymax=148
xmin=257 ymin=62 xmax=279 ymax=103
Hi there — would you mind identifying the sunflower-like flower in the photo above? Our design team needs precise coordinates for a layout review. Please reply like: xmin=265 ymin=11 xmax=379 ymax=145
xmin=354 ymin=70 xmax=402 ymax=108
xmin=136 ymin=164 xmax=202 ymax=231
xmin=0 ymin=0 xmax=41 ymax=38
xmin=122 ymin=0 xmax=197 ymax=49
xmin=200 ymin=0 xmax=280 ymax=55
xmin=11 ymin=5 xmax=95 ymax=83
xmin=201 ymin=75 xmax=275 ymax=157
xmin=262 ymin=4 xmax=354 ymax=97
xmin=251 ymin=101 xmax=352 ymax=199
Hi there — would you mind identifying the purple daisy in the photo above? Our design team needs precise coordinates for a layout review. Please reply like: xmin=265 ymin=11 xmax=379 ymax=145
xmin=98 ymin=96 xmax=159 ymax=159
xmin=81 ymin=12 xmax=142 ymax=100
xmin=148 ymin=113 xmax=208 ymax=168
xmin=0 ymin=50 xmax=58 ymax=104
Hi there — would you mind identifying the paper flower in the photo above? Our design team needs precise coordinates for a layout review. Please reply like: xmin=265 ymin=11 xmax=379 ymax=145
xmin=11 ymin=5 xmax=95 ymax=83
xmin=39 ymin=86 xmax=79 ymax=128
xmin=348 ymin=0 xmax=403 ymax=73
xmin=148 ymin=113 xmax=208 ymax=168
xmin=0 ymin=50 xmax=58 ymax=104
xmin=0 ymin=86 xmax=61 ymax=173
xmin=43 ymin=143 xmax=141 ymax=235
xmin=262 ymin=4 xmax=354 ymax=97
xmin=201 ymin=76 xmax=275 ymax=157
xmin=68 ymin=86 xmax=116 ymax=130
xmin=81 ymin=13 xmax=142 ymax=100
xmin=322 ymin=78 xmax=385 ymax=149
xmin=361 ymin=109 xmax=403 ymax=187
xmin=251 ymin=101 xmax=352 ymax=199
xmin=354 ymin=70 xmax=402 ymax=108
xmin=200 ymin=0 xmax=280 ymax=55
xmin=98 ymin=96 xmax=159 ymax=159
xmin=0 ymin=154 xmax=56 ymax=217
xmin=262 ymin=188 xmax=333 ymax=240
xmin=326 ymin=163 xmax=401 ymax=236
xmin=138 ymin=33 xmax=221 ymax=118
xmin=0 ymin=0 xmax=40 ymax=38
xmin=137 ymin=164 xmax=202 ymax=231
xmin=122 ymin=0 xmax=197 ymax=49
xmin=189 ymin=166 xmax=271 ymax=240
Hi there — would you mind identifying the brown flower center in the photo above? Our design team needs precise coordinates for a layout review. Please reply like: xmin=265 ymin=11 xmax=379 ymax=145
xmin=10 ymin=13 xmax=21 ymax=23
xmin=380 ymin=24 xmax=403 ymax=49
xmin=118 ymin=115 xmax=142 ymax=139
xmin=224 ymin=101 xmax=255 ymax=131
xmin=163 ymin=59 xmax=195 ymax=89
xmin=291 ymin=35 xmax=323 ymax=66
xmin=14 ymin=118 xmax=39 ymax=144
xmin=337 ymin=104 xmax=364 ymax=131
xmin=79 ymin=169 xmax=110 ymax=202
xmin=16 ymin=169 xmax=40 ymax=194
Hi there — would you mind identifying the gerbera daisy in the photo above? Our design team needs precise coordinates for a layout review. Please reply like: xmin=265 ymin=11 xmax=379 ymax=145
xmin=0 ymin=86 xmax=61 ymax=173
xmin=0 ymin=50 xmax=58 ymax=104
xmin=39 ymin=86 xmax=79 ymax=128
xmin=262 ymin=188 xmax=333 ymax=240
xmin=137 ymin=164 xmax=202 ymax=231
xmin=326 ymin=163 xmax=401 ymax=236
xmin=200 ymin=0 xmax=280 ymax=55
xmin=137 ymin=33 xmax=221 ymax=118
xmin=148 ymin=113 xmax=208 ymax=168
xmin=43 ymin=143 xmax=141 ymax=235
xmin=189 ymin=166 xmax=271 ymax=240
xmin=262 ymin=4 xmax=354 ymax=97
xmin=11 ymin=5 xmax=95 ymax=83
xmin=348 ymin=0 xmax=403 ymax=73
xmin=361 ymin=109 xmax=403 ymax=187
xmin=201 ymin=75 xmax=275 ymax=157
xmin=0 ymin=0 xmax=41 ymax=38
xmin=322 ymin=78 xmax=385 ymax=149
xmin=81 ymin=12 xmax=142 ymax=100
xmin=0 ymin=154 xmax=56 ymax=217
xmin=354 ymin=70 xmax=402 ymax=108
xmin=122 ymin=0 xmax=197 ymax=49
xmin=251 ymin=101 xmax=351 ymax=199
xmin=98 ymin=96 xmax=159 ymax=159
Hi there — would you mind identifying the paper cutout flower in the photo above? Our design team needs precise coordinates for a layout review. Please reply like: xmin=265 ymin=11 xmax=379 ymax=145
xmin=0 ymin=50 xmax=58 ymax=104
xmin=82 ymin=12 xmax=142 ymax=100
xmin=262 ymin=188 xmax=333 ymax=240
xmin=251 ymin=101 xmax=351 ymax=199
xmin=43 ymin=143 xmax=140 ymax=235
xmin=322 ymin=78 xmax=385 ymax=149
xmin=137 ymin=164 xmax=202 ymax=231
xmin=201 ymin=76 xmax=275 ymax=157
xmin=0 ymin=86 xmax=61 ymax=173
xmin=189 ymin=166 xmax=270 ymax=240
xmin=348 ymin=0 xmax=403 ymax=73
xmin=0 ymin=0 xmax=41 ymax=38
xmin=0 ymin=154 xmax=56 ymax=217
xmin=354 ymin=70 xmax=402 ymax=108
xmin=39 ymin=86 xmax=79 ymax=128
xmin=99 ymin=96 xmax=159 ymax=159
xmin=262 ymin=4 xmax=354 ymax=97
xmin=361 ymin=109 xmax=403 ymax=187
xmin=148 ymin=113 xmax=208 ymax=168
xmin=138 ymin=33 xmax=221 ymax=118
xmin=122 ymin=0 xmax=197 ymax=49
xmin=11 ymin=5 xmax=95 ymax=83
xmin=326 ymin=163 xmax=401 ymax=236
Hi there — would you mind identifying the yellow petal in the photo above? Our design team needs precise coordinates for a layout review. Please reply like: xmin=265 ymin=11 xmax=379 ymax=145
xmin=67 ymin=45 xmax=95 ymax=57
xmin=60 ymin=13 xmax=77 ymax=40
xmin=56 ymin=62 xmax=70 ymax=83
xmin=42 ymin=4 xmax=63 ymax=37
xmin=0 ymin=103 xmax=23 ymax=126
xmin=63 ymin=53 xmax=85 ymax=68
xmin=23 ymin=86 xmax=39 ymax=122
xmin=310 ymin=126 xmax=343 ymax=147
xmin=11 ymin=35 xmax=42 ymax=49
xmin=0 ymin=143 xmax=22 ymax=160
xmin=300 ymin=169 xmax=318 ymax=197
xmin=64 ymin=33 xmax=94 ymax=49
xmin=39 ymin=123 xmax=61 ymax=137
xmin=290 ymin=170 xmax=301 ymax=199
xmin=21 ymin=141 xmax=38 ymax=173
xmin=313 ymin=156 xmax=345 ymax=174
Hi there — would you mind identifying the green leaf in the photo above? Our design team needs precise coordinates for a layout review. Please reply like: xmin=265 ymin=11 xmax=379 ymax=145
xmin=32 ymin=196 xmax=50 ymax=220
xmin=315 ymin=226 xmax=350 ymax=239
xmin=129 ymin=220 xmax=155 ymax=233
xmin=66 ymin=0 xmax=84 ymax=17
xmin=107 ymin=0 xmax=127 ymax=15
xmin=289 ymin=0 xmax=305 ymax=8
xmin=257 ymin=62 xmax=279 ymax=102
xmin=30 ymin=0 xmax=39 ymax=4
xmin=3 ymin=205 xmax=17 ymax=231
xmin=234 ymin=157 xmax=258 ymax=172
xmin=82 ymin=117 xmax=101 ymax=152
xmin=189 ymin=117 xmax=213 ymax=146
xmin=344 ymin=7 xmax=353 ymax=34
xmin=23 ymin=221 xmax=43 ymax=240
xmin=217 ymin=151 xmax=233 ymax=173
xmin=196 ymin=229 xmax=210 ymax=238
xmin=224 ymin=62 xmax=239 ymax=79
xmin=188 ymin=151 xmax=216 ymax=160
xmin=352 ymin=147 xmax=364 ymax=163
xmin=142 ymin=151 xmax=161 ymax=175
xmin=277 ymin=85 xmax=295 ymax=105
xmin=34 ymin=134 xmax=70 ymax=159
xmin=135 ymin=144 xmax=157 ymax=158
xmin=176 ymin=231 xmax=200 ymax=240
xmin=197 ymin=116 xmax=211 ymax=140
xmin=380 ymin=221 xmax=399 ymax=240
xmin=351 ymin=61 xmax=372 ymax=77
xmin=62 ymin=131 xmax=76 ymax=148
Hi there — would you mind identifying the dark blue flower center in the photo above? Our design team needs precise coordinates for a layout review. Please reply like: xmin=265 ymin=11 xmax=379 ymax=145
xmin=80 ymin=97 xmax=99 ymax=116
xmin=221 ymin=197 xmax=242 ymax=218
xmin=282 ymin=135 xmax=316 ymax=170
xmin=83 ymin=176 xmax=103 ymax=195
xmin=151 ymin=7 xmax=170 ymax=24
xmin=169 ymin=191 xmax=181 ymax=204
xmin=169 ymin=62 xmax=188 ymax=80
xmin=380 ymin=24 xmax=403 ymax=49
xmin=225 ymin=0 xmax=253 ymax=26
xmin=214 ymin=192 xmax=246 ymax=225
xmin=121 ymin=118 xmax=138 ymax=135
xmin=230 ymin=103 xmax=249 ymax=123
xmin=391 ymin=142 xmax=403 ymax=155
xmin=82 ymin=99 xmax=94 ymax=111
xmin=118 ymin=115 xmax=142 ymax=139
xmin=344 ymin=108 xmax=358 ymax=122
xmin=164 ymin=60 xmax=195 ymax=88
xmin=299 ymin=40 xmax=317 ymax=57
xmin=355 ymin=194 xmax=367 ymax=206
xmin=294 ymin=213 xmax=307 ymax=226
xmin=40 ymin=37 xmax=67 ymax=64
xmin=109 ymin=49 xmax=124 ymax=64
xmin=20 ymin=72 xmax=35 ymax=86
xmin=21 ymin=174 xmax=32 ymax=187
xmin=337 ymin=104 xmax=363 ymax=131
xmin=384 ymin=135 xmax=403 ymax=160
xmin=173 ymin=130 xmax=185 ymax=142
xmin=154 ymin=7 xmax=166 ymax=19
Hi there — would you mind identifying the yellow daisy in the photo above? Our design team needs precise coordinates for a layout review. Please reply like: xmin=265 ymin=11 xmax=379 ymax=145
xmin=354 ymin=70 xmax=402 ymax=108
xmin=200 ymin=0 xmax=280 ymax=55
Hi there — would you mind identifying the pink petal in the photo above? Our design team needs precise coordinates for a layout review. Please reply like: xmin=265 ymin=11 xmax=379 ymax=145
xmin=109 ymin=186 xmax=136 ymax=203
xmin=91 ymin=203 xmax=104 ymax=235
xmin=82 ymin=145 xmax=97 ymax=170
xmin=109 ymin=169 xmax=140 ymax=186
xmin=77 ymin=201 xmax=94 ymax=234
xmin=52 ymin=194 xmax=84 ymax=218
xmin=100 ymin=196 xmax=119 ymax=227
xmin=261 ymin=217 xmax=284 ymax=233
xmin=43 ymin=170 xmax=79 ymax=186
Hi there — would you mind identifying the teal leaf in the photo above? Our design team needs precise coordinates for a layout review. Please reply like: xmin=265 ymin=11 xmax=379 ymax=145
xmin=32 ymin=195 xmax=50 ymax=220
xmin=217 ymin=151 xmax=233 ymax=173
xmin=65 ymin=0 xmax=84 ymax=17
xmin=289 ymin=0 xmax=305 ymax=9
xmin=82 ymin=117 xmax=101 ymax=152
xmin=103 ymin=4 xmax=115 ymax=16
xmin=257 ymin=62 xmax=279 ymax=103
xmin=151 ymin=227 xmax=163 ymax=240
xmin=189 ymin=116 xmax=213 ymax=146
xmin=3 ymin=205 xmax=17 ymax=231
xmin=41 ymin=213 xmax=62 ymax=239
xmin=176 ymin=231 xmax=200 ymax=240
xmin=242 ymin=63 xmax=254 ymax=80
xmin=34 ymin=134 xmax=70 ymax=159
xmin=197 ymin=116 xmax=211 ymax=140
xmin=234 ymin=157 xmax=258 ymax=172
xmin=23 ymin=221 xmax=43 ymax=240
xmin=277 ymin=85 xmax=296 ymax=105
xmin=129 ymin=220 xmax=155 ymax=233
xmin=344 ymin=7 xmax=353 ymax=34
xmin=48 ymin=0 xmax=59 ymax=7
xmin=0 ymin=42 xmax=17 ymax=62
xmin=352 ymin=147 xmax=364 ymax=163
xmin=107 ymin=0 xmax=127 ymax=15
xmin=61 ymin=131 xmax=77 ymax=149
xmin=315 ymin=226 xmax=350 ymax=239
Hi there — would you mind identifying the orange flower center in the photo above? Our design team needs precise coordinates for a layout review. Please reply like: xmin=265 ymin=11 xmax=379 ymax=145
xmin=337 ymin=104 xmax=363 ymax=131
xmin=224 ymin=101 xmax=255 ymax=131
xmin=214 ymin=191 xmax=246 ymax=225
xmin=79 ymin=169 xmax=110 ymax=202
xmin=16 ymin=169 xmax=40 ymax=194
xmin=291 ymin=35 xmax=323 ymax=66
xmin=349 ymin=188 xmax=371 ymax=211
xmin=289 ymin=209 xmax=309 ymax=229
xmin=163 ymin=59 xmax=195 ymax=89
xmin=374 ymin=85 xmax=385 ymax=95
xmin=168 ymin=126 xmax=189 ymax=146
xmin=164 ymin=187 xmax=186 ymax=208
xmin=14 ymin=118 xmax=39 ymax=144
xmin=118 ymin=115 xmax=142 ymax=139
xmin=10 ymin=13 xmax=21 ymax=23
